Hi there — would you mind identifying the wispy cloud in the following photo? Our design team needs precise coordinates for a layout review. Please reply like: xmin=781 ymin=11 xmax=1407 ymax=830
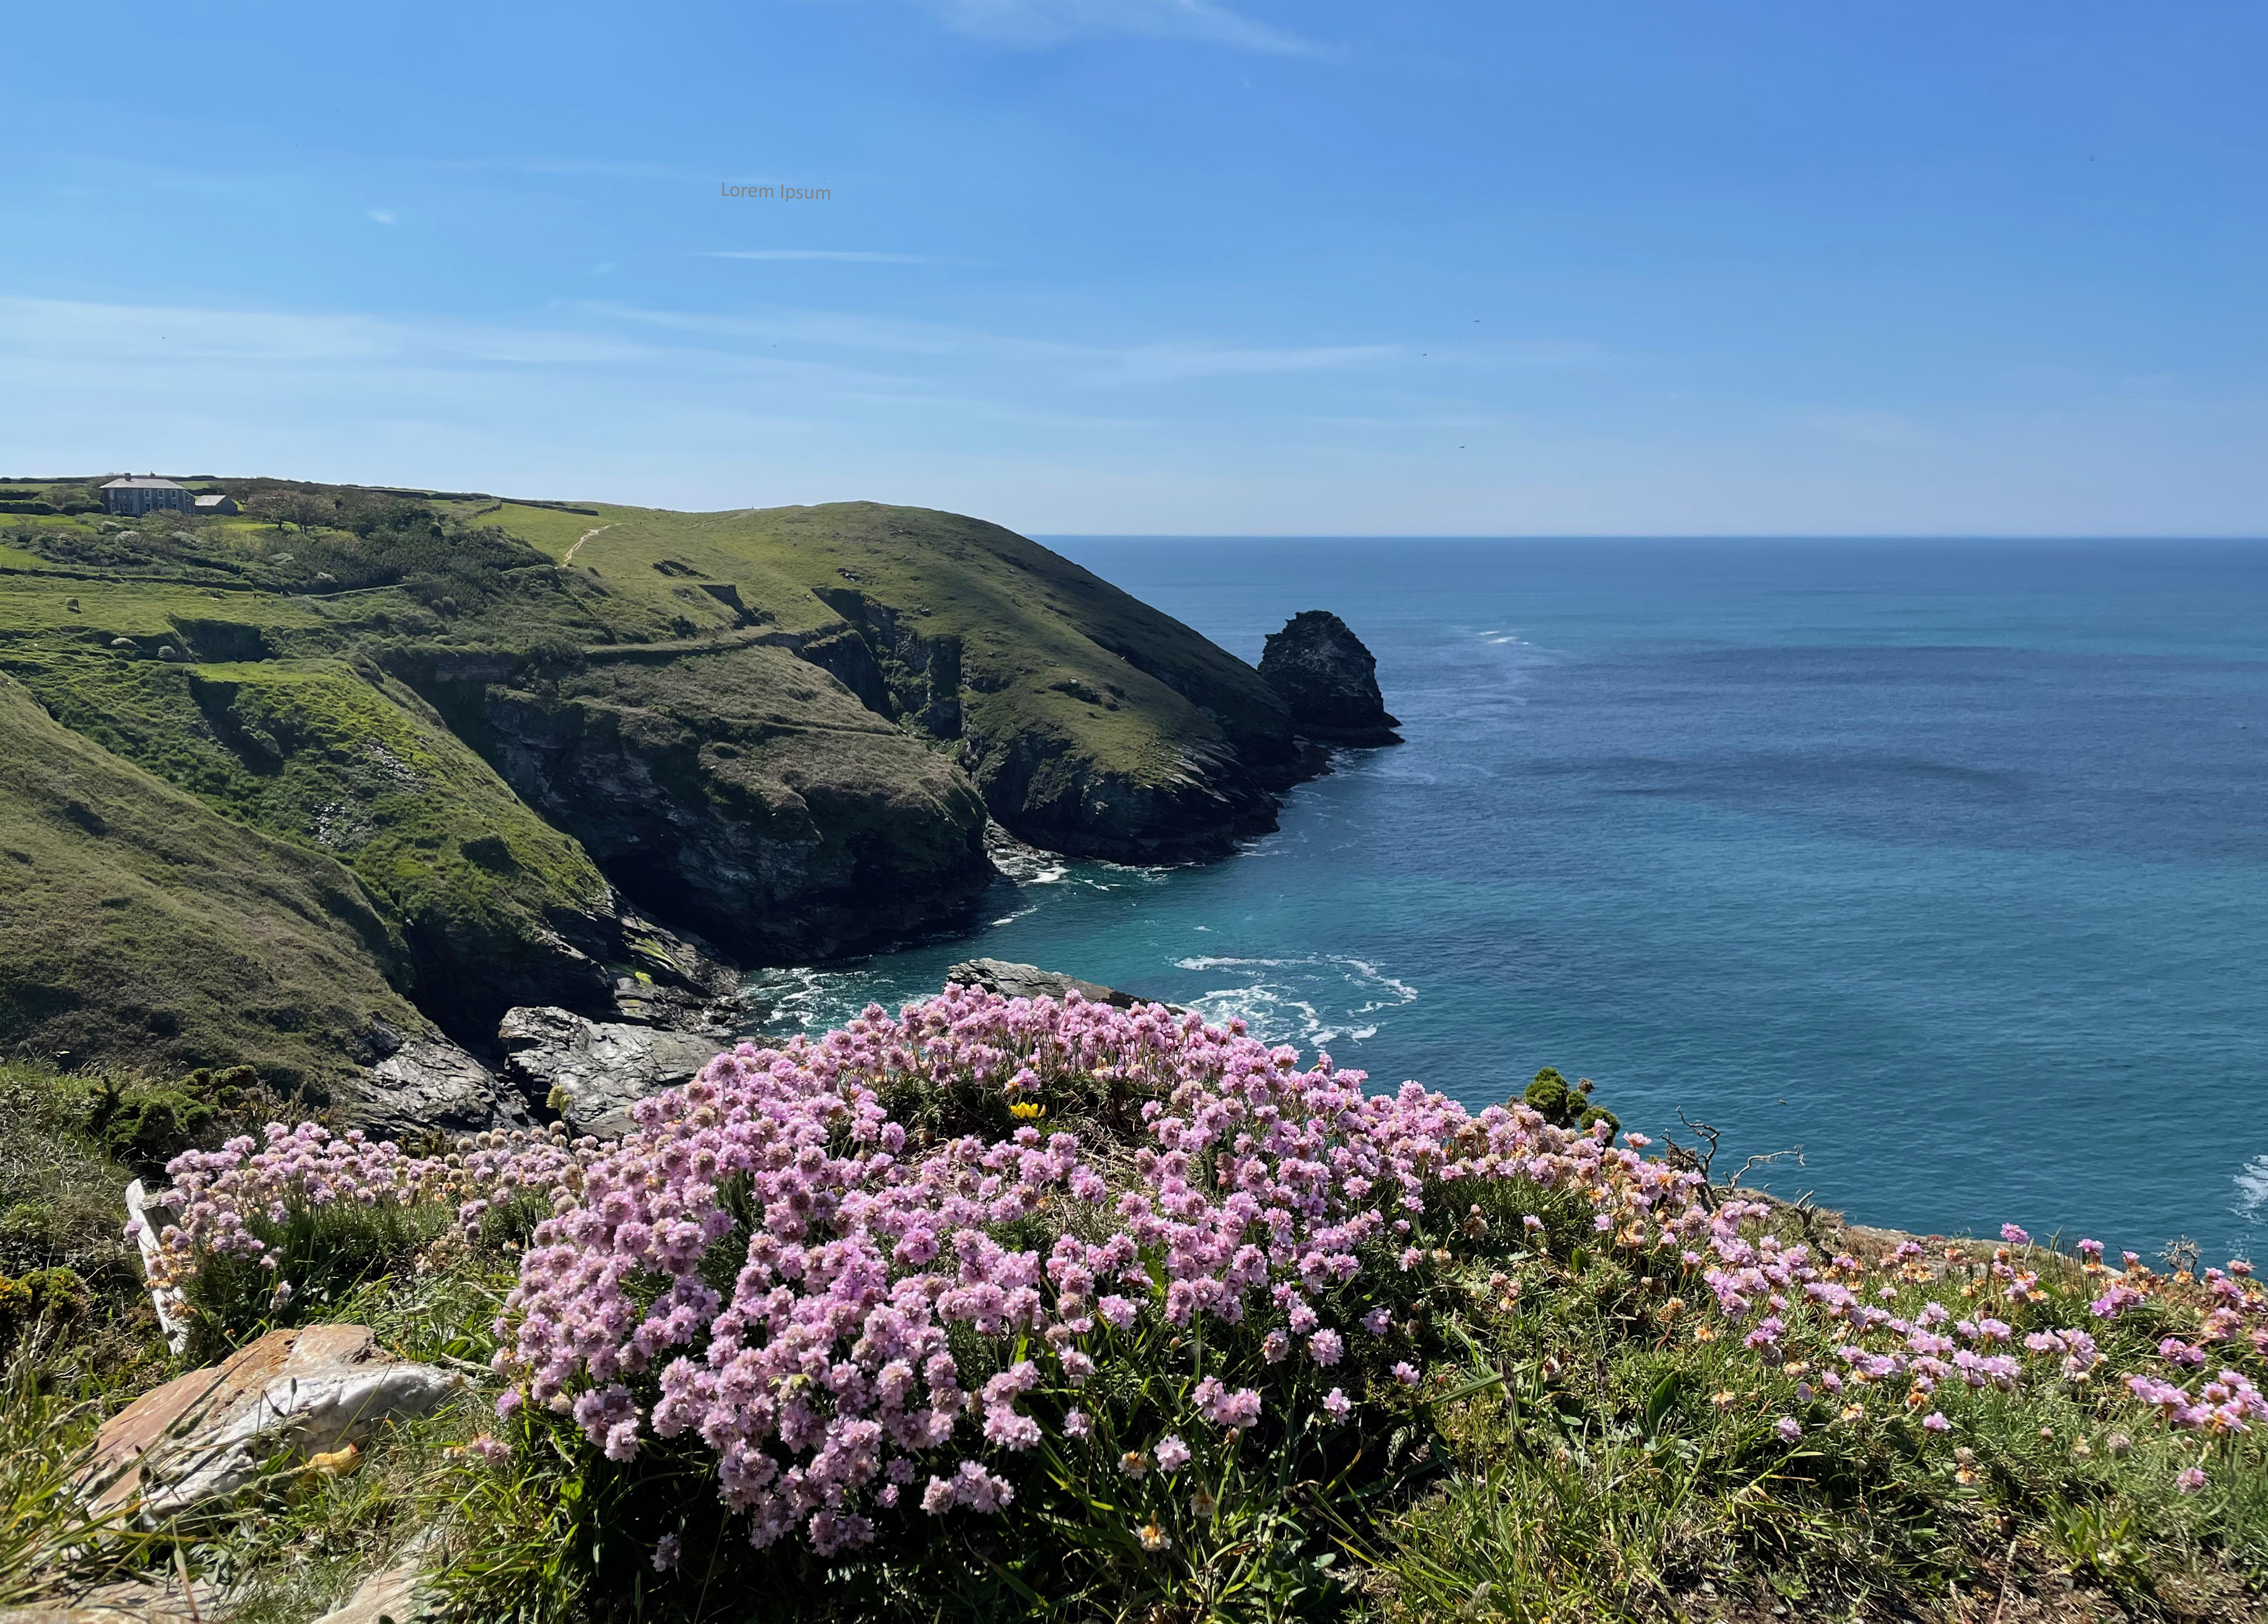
xmin=580 ymin=301 xmax=1397 ymax=386
xmin=875 ymin=0 xmax=1323 ymax=56
xmin=368 ymin=208 xmax=398 ymax=227
xmin=705 ymin=249 xmax=970 ymax=264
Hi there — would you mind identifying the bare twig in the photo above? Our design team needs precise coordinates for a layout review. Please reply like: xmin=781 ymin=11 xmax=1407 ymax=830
xmin=1664 ymin=1111 xmax=1723 ymax=1209
xmin=1726 ymin=1147 xmax=1805 ymax=1193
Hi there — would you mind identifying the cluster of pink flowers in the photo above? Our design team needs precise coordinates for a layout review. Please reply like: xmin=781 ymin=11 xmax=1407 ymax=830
xmin=486 ymin=985 xmax=1706 ymax=1555
xmin=141 ymin=984 xmax=2268 ymax=1541
xmin=139 ymin=1120 xmax=590 ymax=1294
xmin=2125 ymin=1369 xmax=2268 ymax=1435
xmin=1691 ymin=1197 xmax=2268 ymax=1485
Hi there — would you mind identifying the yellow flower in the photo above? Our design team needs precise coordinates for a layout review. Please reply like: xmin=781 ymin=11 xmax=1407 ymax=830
xmin=303 ymin=1443 xmax=360 ymax=1478
xmin=1009 ymin=1101 xmax=1045 ymax=1120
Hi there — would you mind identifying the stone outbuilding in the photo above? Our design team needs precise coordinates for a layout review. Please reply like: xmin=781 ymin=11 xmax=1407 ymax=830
xmin=194 ymin=492 xmax=240 ymax=514
xmin=101 ymin=475 xmax=194 ymax=516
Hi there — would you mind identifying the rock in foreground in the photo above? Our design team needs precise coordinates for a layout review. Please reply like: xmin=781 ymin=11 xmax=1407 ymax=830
xmin=1257 ymin=610 xmax=1402 ymax=746
xmin=80 ymin=1324 xmax=457 ymax=1522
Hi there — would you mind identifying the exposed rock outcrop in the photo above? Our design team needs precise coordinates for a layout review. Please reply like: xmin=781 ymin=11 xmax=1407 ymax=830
xmin=80 ymin=1325 xmax=458 ymax=1523
xmin=1257 ymin=611 xmax=1402 ymax=746
xmin=946 ymin=958 xmax=1178 ymax=1012
xmin=406 ymin=643 xmax=995 ymax=962
xmin=355 ymin=1025 xmax=527 ymax=1139
xmin=498 ymin=1006 xmax=725 ymax=1137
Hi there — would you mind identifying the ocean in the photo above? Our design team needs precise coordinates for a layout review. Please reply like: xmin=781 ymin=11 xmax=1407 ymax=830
xmin=748 ymin=538 xmax=2268 ymax=1262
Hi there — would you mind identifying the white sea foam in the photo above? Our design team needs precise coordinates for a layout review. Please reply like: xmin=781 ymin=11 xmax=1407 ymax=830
xmin=2235 ymin=1154 xmax=2268 ymax=1219
xmin=1174 ymin=954 xmax=1417 ymax=1050
xmin=744 ymin=966 xmax=833 ymax=1035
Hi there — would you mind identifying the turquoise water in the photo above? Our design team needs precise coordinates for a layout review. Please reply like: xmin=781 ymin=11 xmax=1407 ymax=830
xmin=751 ymin=539 xmax=2268 ymax=1262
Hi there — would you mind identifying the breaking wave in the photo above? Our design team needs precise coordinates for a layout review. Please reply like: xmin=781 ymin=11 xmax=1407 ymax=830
xmin=1171 ymin=954 xmax=1417 ymax=1051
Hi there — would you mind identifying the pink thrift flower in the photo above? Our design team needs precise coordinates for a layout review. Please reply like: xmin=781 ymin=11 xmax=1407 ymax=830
xmin=1154 ymin=1434 xmax=1191 ymax=1472
xmin=1322 ymin=1388 xmax=1352 ymax=1423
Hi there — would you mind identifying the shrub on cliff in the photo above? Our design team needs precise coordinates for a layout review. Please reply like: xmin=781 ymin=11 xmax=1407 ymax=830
xmin=1521 ymin=1065 xmax=1619 ymax=1140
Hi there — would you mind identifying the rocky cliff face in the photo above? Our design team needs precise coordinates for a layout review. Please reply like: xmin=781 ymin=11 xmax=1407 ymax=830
xmin=497 ymin=1005 xmax=725 ymax=1138
xmin=412 ymin=642 xmax=995 ymax=962
xmin=1257 ymin=611 xmax=1403 ymax=746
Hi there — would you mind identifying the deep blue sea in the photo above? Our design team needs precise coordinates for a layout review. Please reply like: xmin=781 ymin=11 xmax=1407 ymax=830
xmin=751 ymin=539 xmax=2268 ymax=1263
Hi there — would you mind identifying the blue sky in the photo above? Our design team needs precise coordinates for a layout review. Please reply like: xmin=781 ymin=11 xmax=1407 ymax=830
xmin=3 ymin=2 xmax=2263 ymax=533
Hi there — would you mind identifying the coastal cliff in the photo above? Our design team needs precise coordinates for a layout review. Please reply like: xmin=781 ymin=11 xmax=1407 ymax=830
xmin=0 ymin=483 xmax=1332 ymax=1121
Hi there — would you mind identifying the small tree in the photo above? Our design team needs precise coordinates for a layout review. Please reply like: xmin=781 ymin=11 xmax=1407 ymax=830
xmin=244 ymin=491 xmax=294 ymax=530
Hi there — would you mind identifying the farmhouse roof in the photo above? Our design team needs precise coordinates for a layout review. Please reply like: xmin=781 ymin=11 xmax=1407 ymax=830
xmin=102 ymin=476 xmax=189 ymax=490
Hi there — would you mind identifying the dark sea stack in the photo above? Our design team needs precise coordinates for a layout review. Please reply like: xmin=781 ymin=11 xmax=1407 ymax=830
xmin=1258 ymin=611 xmax=1402 ymax=746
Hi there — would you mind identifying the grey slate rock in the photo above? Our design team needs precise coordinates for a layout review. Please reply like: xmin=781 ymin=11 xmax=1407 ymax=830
xmin=1257 ymin=611 xmax=1402 ymax=746
xmin=498 ymin=1005 xmax=724 ymax=1138
xmin=359 ymin=1037 xmax=527 ymax=1139
xmin=945 ymin=957 xmax=1179 ymax=1012
xmin=80 ymin=1325 xmax=459 ymax=1524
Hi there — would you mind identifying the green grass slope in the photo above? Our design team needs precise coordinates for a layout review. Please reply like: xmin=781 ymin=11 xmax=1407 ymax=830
xmin=501 ymin=499 xmax=1309 ymax=858
xmin=9 ymin=652 xmax=627 ymax=1046
xmin=0 ymin=671 xmax=429 ymax=1097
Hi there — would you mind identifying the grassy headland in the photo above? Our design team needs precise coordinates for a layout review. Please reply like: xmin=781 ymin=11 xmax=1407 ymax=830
xmin=0 ymin=479 xmax=1311 ymax=1098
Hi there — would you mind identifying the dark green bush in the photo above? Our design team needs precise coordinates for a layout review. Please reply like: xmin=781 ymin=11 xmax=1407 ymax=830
xmin=1520 ymin=1066 xmax=1620 ymax=1140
